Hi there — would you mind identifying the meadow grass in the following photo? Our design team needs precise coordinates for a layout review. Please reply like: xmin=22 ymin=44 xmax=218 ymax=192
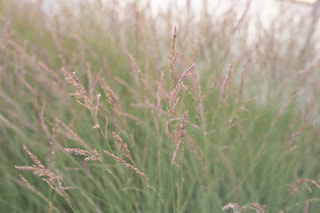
xmin=1 ymin=0 xmax=320 ymax=212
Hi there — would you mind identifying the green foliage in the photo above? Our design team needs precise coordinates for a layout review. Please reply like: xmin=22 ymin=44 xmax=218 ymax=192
xmin=1 ymin=0 xmax=320 ymax=212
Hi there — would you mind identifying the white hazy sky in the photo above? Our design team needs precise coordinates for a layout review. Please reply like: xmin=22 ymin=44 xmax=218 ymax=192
xmin=139 ymin=0 xmax=317 ymax=39
xmin=40 ymin=0 xmax=319 ymax=47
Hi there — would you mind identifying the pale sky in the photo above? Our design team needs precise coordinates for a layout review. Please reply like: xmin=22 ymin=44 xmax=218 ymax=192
xmin=39 ymin=0 xmax=319 ymax=48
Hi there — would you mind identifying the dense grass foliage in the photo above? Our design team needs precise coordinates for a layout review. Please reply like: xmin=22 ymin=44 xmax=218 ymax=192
xmin=1 ymin=0 xmax=320 ymax=212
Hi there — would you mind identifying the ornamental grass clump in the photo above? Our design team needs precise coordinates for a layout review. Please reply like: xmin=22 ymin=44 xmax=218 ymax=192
xmin=0 ymin=0 xmax=319 ymax=212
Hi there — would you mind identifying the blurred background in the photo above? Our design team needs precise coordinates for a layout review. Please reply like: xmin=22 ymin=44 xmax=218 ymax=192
xmin=37 ymin=0 xmax=320 ymax=50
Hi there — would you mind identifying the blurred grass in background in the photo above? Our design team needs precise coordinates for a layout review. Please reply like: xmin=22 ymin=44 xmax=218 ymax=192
xmin=0 ymin=0 xmax=320 ymax=212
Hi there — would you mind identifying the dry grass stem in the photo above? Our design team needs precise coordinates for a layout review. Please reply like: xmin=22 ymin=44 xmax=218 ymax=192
xmin=64 ymin=148 xmax=103 ymax=162
xmin=222 ymin=202 xmax=240 ymax=212
xmin=39 ymin=102 xmax=51 ymax=139
xmin=156 ymin=70 xmax=167 ymax=125
xmin=129 ymin=53 xmax=142 ymax=77
xmin=169 ymin=64 xmax=195 ymax=116
xmin=49 ymin=202 xmax=53 ymax=213
xmin=289 ymin=178 xmax=320 ymax=196
xmin=146 ymin=184 xmax=165 ymax=205
xmin=304 ymin=202 xmax=309 ymax=213
xmin=103 ymin=150 xmax=149 ymax=182
xmin=100 ymin=79 xmax=121 ymax=111
xmin=112 ymin=132 xmax=136 ymax=165
xmin=50 ymin=31 xmax=65 ymax=66
xmin=286 ymin=104 xmax=318 ymax=149
xmin=50 ymin=119 xmax=59 ymax=155
xmin=103 ymin=149 xmax=164 ymax=204
xmin=100 ymin=78 xmax=125 ymax=130
xmin=20 ymin=144 xmax=45 ymax=169
xmin=15 ymin=145 xmax=73 ymax=206
xmin=190 ymin=67 xmax=206 ymax=128
xmin=238 ymin=56 xmax=252 ymax=101
xmin=165 ymin=117 xmax=181 ymax=139
xmin=222 ymin=202 xmax=266 ymax=213
xmin=104 ymin=116 xmax=108 ymax=141
xmin=220 ymin=63 xmax=233 ymax=107
xmin=168 ymin=26 xmax=177 ymax=80
xmin=61 ymin=67 xmax=94 ymax=112
xmin=86 ymin=62 xmax=93 ymax=99
xmin=235 ymin=114 xmax=247 ymax=140
xmin=171 ymin=111 xmax=189 ymax=166
xmin=129 ymin=53 xmax=154 ymax=98
xmin=94 ymin=93 xmax=101 ymax=116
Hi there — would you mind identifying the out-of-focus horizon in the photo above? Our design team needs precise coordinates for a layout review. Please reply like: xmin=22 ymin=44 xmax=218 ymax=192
xmin=38 ymin=0 xmax=319 ymax=50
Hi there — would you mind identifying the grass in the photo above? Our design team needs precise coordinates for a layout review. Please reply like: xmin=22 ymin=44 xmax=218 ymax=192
xmin=1 ymin=0 xmax=320 ymax=212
